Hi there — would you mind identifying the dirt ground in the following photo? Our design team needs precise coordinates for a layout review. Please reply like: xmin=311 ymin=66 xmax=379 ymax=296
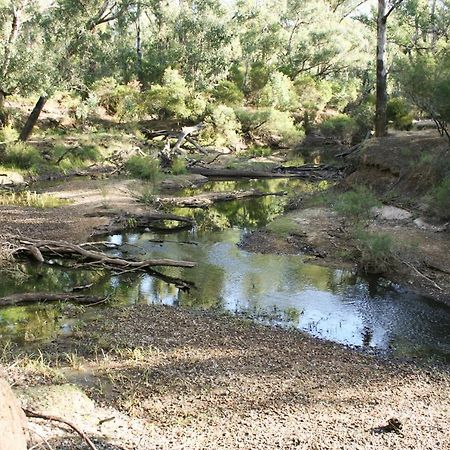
xmin=3 ymin=305 xmax=449 ymax=449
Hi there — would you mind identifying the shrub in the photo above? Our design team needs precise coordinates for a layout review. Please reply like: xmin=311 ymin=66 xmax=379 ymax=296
xmin=143 ymin=69 xmax=208 ymax=120
xmin=257 ymin=71 xmax=298 ymax=111
xmin=2 ymin=141 xmax=42 ymax=169
xmin=235 ymin=108 xmax=303 ymax=147
xmin=201 ymin=104 xmax=242 ymax=148
xmin=245 ymin=146 xmax=272 ymax=157
xmin=387 ymin=97 xmax=413 ymax=130
xmin=348 ymin=100 xmax=375 ymax=139
xmin=171 ymin=157 xmax=188 ymax=175
xmin=125 ymin=156 xmax=161 ymax=182
xmin=294 ymin=75 xmax=333 ymax=121
xmin=354 ymin=229 xmax=395 ymax=274
xmin=212 ymin=81 xmax=244 ymax=106
xmin=92 ymin=78 xmax=141 ymax=121
xmin=319 ymin=114 xmax=358 ymax=143
xmin=429 ymin=177 xmax=450 ymax=220
xmin=334 ymin=186 xmax=380 ymax=221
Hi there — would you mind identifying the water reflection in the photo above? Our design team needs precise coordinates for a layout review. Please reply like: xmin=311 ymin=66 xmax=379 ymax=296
xmin=0 ymin=179 xmax=449 ymax=361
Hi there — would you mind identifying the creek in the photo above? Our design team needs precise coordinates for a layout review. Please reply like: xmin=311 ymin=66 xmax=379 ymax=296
xmin=1 ymin=178 xmax=449 ymax=362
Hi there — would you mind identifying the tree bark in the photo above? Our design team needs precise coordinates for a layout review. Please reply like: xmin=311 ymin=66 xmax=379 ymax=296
xmin=375 ymin=0 xmax=388 ymax=137
xmin=18 ymin=96 xmax=47 ymax=142
xmin=0 ymin=91 xmax=6 ymax=127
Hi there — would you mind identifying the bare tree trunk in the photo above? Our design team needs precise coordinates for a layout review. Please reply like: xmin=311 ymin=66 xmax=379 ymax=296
xmin=0 ymin=91 xmax=6 ymax=127
xmin=375 ymin=0 xmax=388 ymax=137
xmin=136 ymin=2 xmax=144 ymax=86
xmin=18 ymin=96 xmax=46 ymax=142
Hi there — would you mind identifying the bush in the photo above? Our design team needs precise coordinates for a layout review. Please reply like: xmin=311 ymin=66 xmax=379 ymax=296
xmin=125 ymin=156 xmax=161 ymax=182
xmin=201 ymin=104 xmax=242 ymax=148
xmin=387 ymin=97 xmax=413 ymax=130
xmin=235 ymin=108 xmax=304 ymax=147
xmin=334 ymin=186 xmax=380 ymax=221
xmin=319 ymin=114 xmax=358 ymax=143
xmin=348 ymin=100 xmax=375 ymax=139
xmin=429 ymin=177 xmax=450 ymax=220
xmin=171 ymin=157 xmax=188 ymax=175
xmin=354 ymin=229 xmax=394 ymax=274
xmin=92 ymin=78 xmax=141 ymax=121
xmin=212 ymin=81 xmax=244 ymax=106
xmin=2 ymin=141 xmax=42 ymax=169
xmin=257 ymin=71 xmax=298 ymax=111
xmin=144 ymin=68 xmax=206 ymax=120
xmin=245 ymin=146 xmax=272 ymax=157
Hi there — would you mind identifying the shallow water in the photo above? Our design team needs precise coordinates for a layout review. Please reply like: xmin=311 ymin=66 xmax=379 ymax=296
xmin=1 ymin=178 xmax=449 ymax=362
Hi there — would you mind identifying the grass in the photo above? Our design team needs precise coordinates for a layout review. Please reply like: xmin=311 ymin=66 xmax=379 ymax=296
xmin=429 ymin=177 xmax=450 ymax=220
xmin=353 ymin=228 xmax=395 ymax=274
xmin=266 ymin=216 xmax=299 ymax=236
xmin=126 ymin=155 xmax=161 ymax=182
xmin=0 ymin=191 xmax=70 ymax=208
xmin=333 ymin=186 xmax=380 ymax=221
xmin=170 ymin=157 xmax=188 ymax=175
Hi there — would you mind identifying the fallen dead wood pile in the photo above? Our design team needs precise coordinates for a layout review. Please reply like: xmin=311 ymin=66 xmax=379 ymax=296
xmin=0 ymin=293 xmax=104 ymax=307
xmin=14 ymin=237 xmax=196 ymax=270
xmin=156 ymin=189 xmax=286 ymax=208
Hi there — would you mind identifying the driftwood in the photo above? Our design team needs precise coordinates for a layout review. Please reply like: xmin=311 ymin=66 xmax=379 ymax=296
xmin=15 ymin=238 xmax=196 ymax=270
xmin=156 ymin=189 xmax=286 ymax=208
xmin=151 ymin=123 xmax=204 ymax=166
xmin=0 ymin=293 xmax=104 ymax=307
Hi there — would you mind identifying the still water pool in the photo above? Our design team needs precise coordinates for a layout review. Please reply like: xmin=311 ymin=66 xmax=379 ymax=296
xmin=1 ymin=178 xmax=449 ymax=361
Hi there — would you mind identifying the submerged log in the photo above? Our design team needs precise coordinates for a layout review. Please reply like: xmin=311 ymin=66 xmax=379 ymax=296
xmin=156 ymin=189 xmax=286 ymax=208
xmin=0 ymin=293 xmax=104 ymax=307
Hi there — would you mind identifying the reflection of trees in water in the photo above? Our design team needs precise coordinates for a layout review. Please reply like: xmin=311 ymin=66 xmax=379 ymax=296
xmin=0 ymin=305 xmax=62 ymax=342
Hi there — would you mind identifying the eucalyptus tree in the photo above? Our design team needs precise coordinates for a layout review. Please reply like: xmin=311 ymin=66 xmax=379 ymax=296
xmin=0 ymin=0 xmax=49 ymax=126
xmin=19 ymin=0 xmax=135 ymax=141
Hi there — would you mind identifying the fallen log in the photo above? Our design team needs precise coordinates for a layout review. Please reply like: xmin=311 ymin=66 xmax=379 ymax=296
xmin=156 ymin=189 xmax=286 ymax=208
xmin=188 ymin=166 xmax=340 ymax=179
xmin=0 ymin=293 xmax=104 ymax=307
xmin=96 ymin=212 xmax=195 ymax=235
xmin=15 ymin=238 xmax=196 ymax=270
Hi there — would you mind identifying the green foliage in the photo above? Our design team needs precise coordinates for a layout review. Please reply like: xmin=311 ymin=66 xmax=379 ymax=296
xmin=334 ymin=186 xmax=380 ymax=221
xmin=294 ymin=75 xmax=333 ymax=120
xmin=0 ymin=191 xmax=69 ymax=208
xmin=212 ymin=81 xmax=244 ymax=106
xmin=235 ymin=108 xmax=303 ymax=147
xmin=257 ymin=71 xmax=298 ymax=111
xmin=144 ymin=68 xmax=206 ymax=120
xmin=125 ymin=156 xmax=161 ymax=182
xmin=245 ymin=146 xmax=272 ymax=157
xmin=397 ymin=51 xmax=450 ymax=132
xmin=2 ymin=141 xmax=42 ymax=169
xmin=354 ymin=229 xmax=395 ymax=274
xmin=319 ymin=114 xmax=358 ymax=143
xmin=170 ymin=157 xmax=188 ymax=175
xmin=201 ymin=104 xmax=242 ymax=148
xmin=92 ymin=78 xmax=141 ymax=121
xmin=348 ymin=100 xmax=375 ymax=138
xmin=429 ymin=177 xmax=450 ymax=220
xmin=387 ymin=97 xmax=413 ymax=130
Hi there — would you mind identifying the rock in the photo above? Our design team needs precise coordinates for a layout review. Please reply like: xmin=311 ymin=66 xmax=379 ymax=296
xmin=0 ymin=379 xmax=28 ymax=450
xmin=371 ymin=206 xmax=412 ymax=222
xmin=15 ymin=384 xmax=97 ymax=426
xmin=0 ymin=171 xmax=25 ymax=186
xmin=413 ymin=218 xmax=448 ymax=232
